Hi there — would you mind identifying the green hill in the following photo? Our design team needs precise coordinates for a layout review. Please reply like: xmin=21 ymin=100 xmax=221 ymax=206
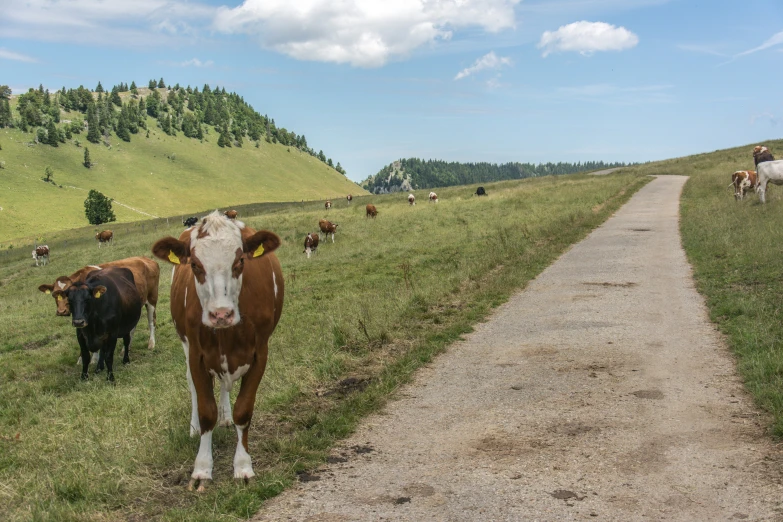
xmin=0 ymin=84 xmax=366 ymax=242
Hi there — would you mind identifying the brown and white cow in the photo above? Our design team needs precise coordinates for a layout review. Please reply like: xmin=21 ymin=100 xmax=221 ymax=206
xmin=428 ymin=191 xmax=438 ymax=203
xmin=318 ymin=219 xmax=338 ymax=243
xmin=304 ymin=233 xmax=320 ymax=258
xmin=151 ymin=211 xmax=284 ymax=489
xmin=325 ymin=200 xmax=332 ymax=210
xmin=96 ymin=230 xmax=113 ymax=247
xmin=366 ymin=204 xmax=378 ymax=218
xmin=33 ymin=245 xmax=50 ymax=266
xmin=224 ymin=210 xmax=238 ymax=220
xmin=753 ymin=145 xmax=775 ymax=167
xmin=346 ymin=194 xmax=353 ymax=203
xmin=38 ymin=256 xmax=160 ymax=350
xmin=408 ymin=194 xmax=415 ymax=206
xmin=730 ymin=170 xmax=758 ymax=201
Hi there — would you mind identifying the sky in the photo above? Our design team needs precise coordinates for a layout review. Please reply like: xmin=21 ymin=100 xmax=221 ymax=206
xmin=1 ymin=0 xmax=782 ymax=182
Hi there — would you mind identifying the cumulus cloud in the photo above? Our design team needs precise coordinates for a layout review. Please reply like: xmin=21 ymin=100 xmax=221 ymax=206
xmin=0 ymin=48 xmax=38 ymax=63
xmin=454 ymin=51 xmax=511 ymax=80
xmin=213 ymin=0 xmax=521 ymax=67
xmin=538 ymin=21 xmax=638 ymax=57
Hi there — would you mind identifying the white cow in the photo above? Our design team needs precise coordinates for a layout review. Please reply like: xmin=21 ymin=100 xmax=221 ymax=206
xmin=756 ymin=160 xmax=783 ymax=203
xmin=428 ymin=192 xmax=438 ymax=203
xmin=408 ymin=194 xmax=415 ymax=206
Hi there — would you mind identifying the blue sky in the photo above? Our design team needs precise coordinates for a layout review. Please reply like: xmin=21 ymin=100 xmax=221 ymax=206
xmin=1 ymin=0 xmax=782 ymax=182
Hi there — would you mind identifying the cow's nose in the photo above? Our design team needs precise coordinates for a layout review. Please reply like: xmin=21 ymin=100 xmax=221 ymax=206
xmin=57 ymin=310 xmax=71 ymax=317
xmin=208 ymin=308 xmax=235 ymax=326
xmin=72 ymin=319 xmax=87 ymax=328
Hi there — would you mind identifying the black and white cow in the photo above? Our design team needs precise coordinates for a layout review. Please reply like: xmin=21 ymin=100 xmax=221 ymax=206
xmin=183 ymin=217 xmax=199 ymax=228
xmin=65 ymin=266 xmax=142 ymax=381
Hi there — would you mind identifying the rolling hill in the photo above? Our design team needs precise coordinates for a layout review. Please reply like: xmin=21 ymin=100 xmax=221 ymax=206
xmin=0 ymin=85 xmax=366 ymax=242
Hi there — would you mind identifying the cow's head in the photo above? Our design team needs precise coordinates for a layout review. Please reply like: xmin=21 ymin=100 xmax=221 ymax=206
xmin=39 ymin=276 xmax=76 ymax=316
xmin=152 ymin=211 xmax=280 ymax=328
xmin=64 ymin=281 xmax=107 ymax=328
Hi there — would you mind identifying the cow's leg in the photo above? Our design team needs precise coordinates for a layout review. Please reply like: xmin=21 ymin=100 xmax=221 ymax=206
xmin=181 ymin=338 xmax=200 ymax=437
xmin=77 ymin=332 xmax=90 ymax=380
xmin=189 ymin=356 xmax=217 ymax=491
xmin=232 ymin=343 xmax=269 ymax=481
xmin=121 ymin=333 xmax=131 ymax=364
xmin=146 ymin=303 xmax=156 ymax=349
xmin=103 ymin=336 xmax=118 ymax=382
xmin=218 ymin=379 xmax=233 ymax=427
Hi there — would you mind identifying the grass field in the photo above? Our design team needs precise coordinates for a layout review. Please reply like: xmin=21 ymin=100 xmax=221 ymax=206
xmin=0 ymin=95 xmax=365 ymax=242
xmin=624 ymin=138 xmax=783 ymax=435
xmin=0 ymin=173 xmax=648 ymax=521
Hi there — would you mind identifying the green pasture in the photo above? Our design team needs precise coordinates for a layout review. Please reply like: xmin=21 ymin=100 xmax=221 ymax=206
xmin=0 ymin=108 xmax=364 ymax=243
xmin=0 ymin=173 xmax=647 ymax=521
xmin=625 ymin=138 xmax=783 ymax=435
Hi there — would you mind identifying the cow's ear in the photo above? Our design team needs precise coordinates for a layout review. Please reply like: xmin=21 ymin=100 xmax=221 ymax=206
xmin=39 ymin=284 xmax=54 ymax=294
xmin=92 ymin=285 xmax=108 ymax=299
xmin=244 ymin=230 xmax=281 ymax=258
xmin=152 ymin=236 xmax=190 ymax=265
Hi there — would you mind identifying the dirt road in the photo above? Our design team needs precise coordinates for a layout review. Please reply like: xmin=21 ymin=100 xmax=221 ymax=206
xmin=255 ymin=176 xmax=783 ymax=521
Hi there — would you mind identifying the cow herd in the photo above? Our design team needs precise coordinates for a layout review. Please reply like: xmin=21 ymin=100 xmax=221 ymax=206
xmin=31 ymin=190 xmax=489 ymax=489
xmin=730 ymin=145 xmax=780 ymax=202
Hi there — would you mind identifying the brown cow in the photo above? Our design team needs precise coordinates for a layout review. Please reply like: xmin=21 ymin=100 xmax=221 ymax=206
xmin=304 ymin=233 xmax=320 ymax=258
xmin=366 ymin=204 xmax=378 ymax=218
xmin=347 ymin=194 xmax=353 ymax=203
xmin=96 ymin=230 xmax=113 ymax=247
xmin=753 ymin=145 xmax=775 ymax=167
xmin=151 ymin=210 xmax=284 ymax=489
xmin=224 ymin=210 xmax=238 ymax=220
xmin=428 ymin=191 xmax=438 ymax=203
xmin=730 ymin=170 xmax=758 ymax=201
xmin=38 ymin=256 xmax=160 ymax=350
xmin=318 ymin=219 xmax=338 ymax=243
xmin=325 ymin=200 xmax=332 ymax=210
xmin=408 ymin=194 xmax=415 ymax=206
xmin=33 ymin=245 xmax=50 ymax=266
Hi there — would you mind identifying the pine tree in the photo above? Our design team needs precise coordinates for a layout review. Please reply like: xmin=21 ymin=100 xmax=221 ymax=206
xmin=111 ymin=87 xmax=122 ymax=107
xmin=158 ymin=78 xmax=165 ymax=88
xmin=218 ymin=125 xmax=232 ymax=148
xmin=84 ymin=189 xmax=116 ymax=225
xmin=95 ymin=81 xmax=104 ymax=93
xmin=148 ymin=79 xmax=157 ymax=89
xmin=46 ymin=120 xmax=59 ymax=147
xmin=130 ymin=81 xmax=138 ymax=95
xmin=86 ymin=103 xmax=100 ymax=144
xmin=83 ymin=147 xmax=91 ymax=168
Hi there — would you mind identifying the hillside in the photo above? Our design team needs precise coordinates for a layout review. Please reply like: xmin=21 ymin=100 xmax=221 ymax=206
xmin=362 ymin=157 xmax=630 ymax=193
xmin=0 ymin=83 xmax=365 ymax=241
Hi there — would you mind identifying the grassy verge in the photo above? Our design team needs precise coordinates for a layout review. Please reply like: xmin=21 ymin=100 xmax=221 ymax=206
xmin=0 ymin=173 xmax=648 ymax=521
xmin=624 ymin=138 xmax=783 ymax=435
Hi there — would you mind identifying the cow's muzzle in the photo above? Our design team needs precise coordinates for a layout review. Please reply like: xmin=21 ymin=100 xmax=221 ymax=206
xmin=208 ymin=308 xmax=236 ymax=328
xmin=72 ymin=319 xmax=87 ymax=328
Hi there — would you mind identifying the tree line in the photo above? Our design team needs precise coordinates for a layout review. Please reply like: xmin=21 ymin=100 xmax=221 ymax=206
xmin=0 ymin=81 xmax=345 ymax=175
xmin=362 ymin=158 xmax=632 ymax=193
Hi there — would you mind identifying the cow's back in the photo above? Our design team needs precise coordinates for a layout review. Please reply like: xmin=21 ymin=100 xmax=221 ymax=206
xmin=102 ymin=256 xmax=160 ymax=306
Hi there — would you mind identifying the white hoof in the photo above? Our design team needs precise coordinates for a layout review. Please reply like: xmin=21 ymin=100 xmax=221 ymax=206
xmin=233 ymin=456 xmax=255 ymax=480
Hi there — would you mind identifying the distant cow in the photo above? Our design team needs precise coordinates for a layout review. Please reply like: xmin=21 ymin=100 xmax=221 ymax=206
xmin=304 ymin=233 xmax=320 ymax=258
xmin=183 ymin=217 xmax=199 ymax=227
xmin=408 ymin=194 xmax=415 ymax=206
xmin=319 ymin=219 xmax=338 ymax=243
xmin=224 ymin=210 xmax=238 ymax=219
xmin=65 ymin=267 xmax=142 ymax=381
xmin=347 ymin=194 xmax=353 ymax=203
xmin=366 ymin=204 xmax=378 ymax=218
xmin=96 ymin=230 xmax=113 ymax=247
xmin=428 ymin=192 xmax=438 ymax=203
xmin=33 ymin=245 xmax=50 ymax=266
xmin=730 ymin=170 xmax=757 ymax=201
xmin=756 ymin=160 xmax=783 ymax=203
xmin=325 ymin=200 xmax=332 ymax=210
xmin=753 ymin=145 xmax=775 ymax=168
xmin=151 ymin=210 xmax=284 ymax=488
xmin=475 ymin=186 xmax=487 ymax=196
xmin=39 ymin=256 xmax=160 ymax=350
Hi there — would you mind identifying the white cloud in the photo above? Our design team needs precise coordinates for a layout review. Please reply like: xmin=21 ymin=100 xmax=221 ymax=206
xmin=735 ymin=30 xmax=783 ymax=58
xmin=213 ymin=0 xmax=521 ymax=67
xmin=0 ymin=48 xmax=38 ymax=63
xmin=455 ymin=51 xmax=511 ymax=80
xmin=180 ymin=58 xmax=213 ymax=67
xmin=538 ymin=21 xmax=638 ymax=57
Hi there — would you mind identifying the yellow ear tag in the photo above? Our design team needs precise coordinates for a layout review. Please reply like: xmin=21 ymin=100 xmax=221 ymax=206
xmin=253 ymin=246 xmax=264 ymax=258
xmin=168 ymin=251 xmax=181 ymax=264
xmin=45 ymin=290 xmax=51 ymax=294
xmin=94 ymin=291 xmax=102 ymax=299
xmin=56 ymin=295 xmax=63 ymax=301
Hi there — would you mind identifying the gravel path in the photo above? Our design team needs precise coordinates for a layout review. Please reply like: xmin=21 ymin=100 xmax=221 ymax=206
xmin=255 ymin=176 xmax=783 ymax=521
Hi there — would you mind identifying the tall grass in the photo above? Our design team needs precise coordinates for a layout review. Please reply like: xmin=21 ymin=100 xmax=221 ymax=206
xmin=625 ymin=138 xmax=783 ymax=435
xmin=0 ymin=173 xmax=647 ymax=521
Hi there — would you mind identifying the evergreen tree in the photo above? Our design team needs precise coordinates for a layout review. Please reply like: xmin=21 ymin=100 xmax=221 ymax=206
xmin=116 ymin=112 xmax=130 ymax=142
xmin=158 ymin=78 xmax=166 ymax=88
xmin=130 ymin=81 xmax=138 ymax=95
xmin=83 ymin=147 xmax=91 ymax=168
xmin=0 ymin=99 xmax=11 ymax=127
xmin=148 ymin=79 xmax=157 ymax=89
xmin=218 ymin=125 xmax=232 ymax=147
xmin=64 ymin=125 xmax=72 ymax=140
xmin=95 ymin=81 xmax=104 ymax=93
xmin=86 ymin=103 xmax=100 ymax=144
xmin=0 ymin=85 xmax=11 ymax=99
xmin=111 ymin=87 xmax=122 ymax=107
xmin=46 ymin=120 xmax=59 ymax=146
xmin=84 ymin=189 xmax=116 ymax=225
